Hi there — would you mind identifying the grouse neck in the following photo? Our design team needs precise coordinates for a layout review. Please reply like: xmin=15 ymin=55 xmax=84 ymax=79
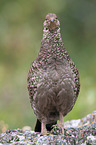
xmin=43 ymin=27 xmax=62 ymax=42
xmin=40 ymin=27 xmax=63 ymax=52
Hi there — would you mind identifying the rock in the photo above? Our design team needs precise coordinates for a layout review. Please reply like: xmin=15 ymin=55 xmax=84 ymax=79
xmin=22 ymin=126 xmax=32 ymax=131
xmin=0 ymin=111 xmax=96 ymax=144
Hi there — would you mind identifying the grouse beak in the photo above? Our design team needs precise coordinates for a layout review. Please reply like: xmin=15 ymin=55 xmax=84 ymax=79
xmin=50 ymin=18 xmax=54 ymax=22
xmin=49 ymin=17 xmax=57 ymax=31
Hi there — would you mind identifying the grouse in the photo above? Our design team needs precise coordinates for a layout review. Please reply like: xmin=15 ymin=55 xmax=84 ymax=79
xmin=27 ymin=13 xmax=80 ymax=135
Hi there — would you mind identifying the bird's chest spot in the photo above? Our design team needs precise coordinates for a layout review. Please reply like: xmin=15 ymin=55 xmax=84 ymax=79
xmin=50 ymin=70 xmax=60 ymax=81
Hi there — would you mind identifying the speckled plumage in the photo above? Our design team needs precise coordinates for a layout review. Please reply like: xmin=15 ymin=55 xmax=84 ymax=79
xmin=27 ymin=13 xmax=80 ymax=135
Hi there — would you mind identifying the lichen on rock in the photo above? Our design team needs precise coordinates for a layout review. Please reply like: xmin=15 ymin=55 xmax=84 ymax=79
xmin=0 ymin=111 xmax=96 ymax=144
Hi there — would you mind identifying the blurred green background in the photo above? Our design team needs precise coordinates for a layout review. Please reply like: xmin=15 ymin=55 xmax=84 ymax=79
xmin=0 ymin=0 xmax=96 ymax=132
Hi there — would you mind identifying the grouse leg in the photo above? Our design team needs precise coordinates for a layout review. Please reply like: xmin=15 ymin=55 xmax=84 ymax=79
xmin=41 ymin=119 xmax=47 ymax=135
xmin=58 ymin=112 xmax=64 ymax=134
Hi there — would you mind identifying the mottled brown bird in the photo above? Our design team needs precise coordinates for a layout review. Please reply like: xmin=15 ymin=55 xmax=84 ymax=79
xmin=27 ymin=13 xmax=80 ymax=135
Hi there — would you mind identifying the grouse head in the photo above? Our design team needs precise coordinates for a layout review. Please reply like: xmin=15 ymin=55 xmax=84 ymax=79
xmin=43 ymin=13 xmax=60 ymax=33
